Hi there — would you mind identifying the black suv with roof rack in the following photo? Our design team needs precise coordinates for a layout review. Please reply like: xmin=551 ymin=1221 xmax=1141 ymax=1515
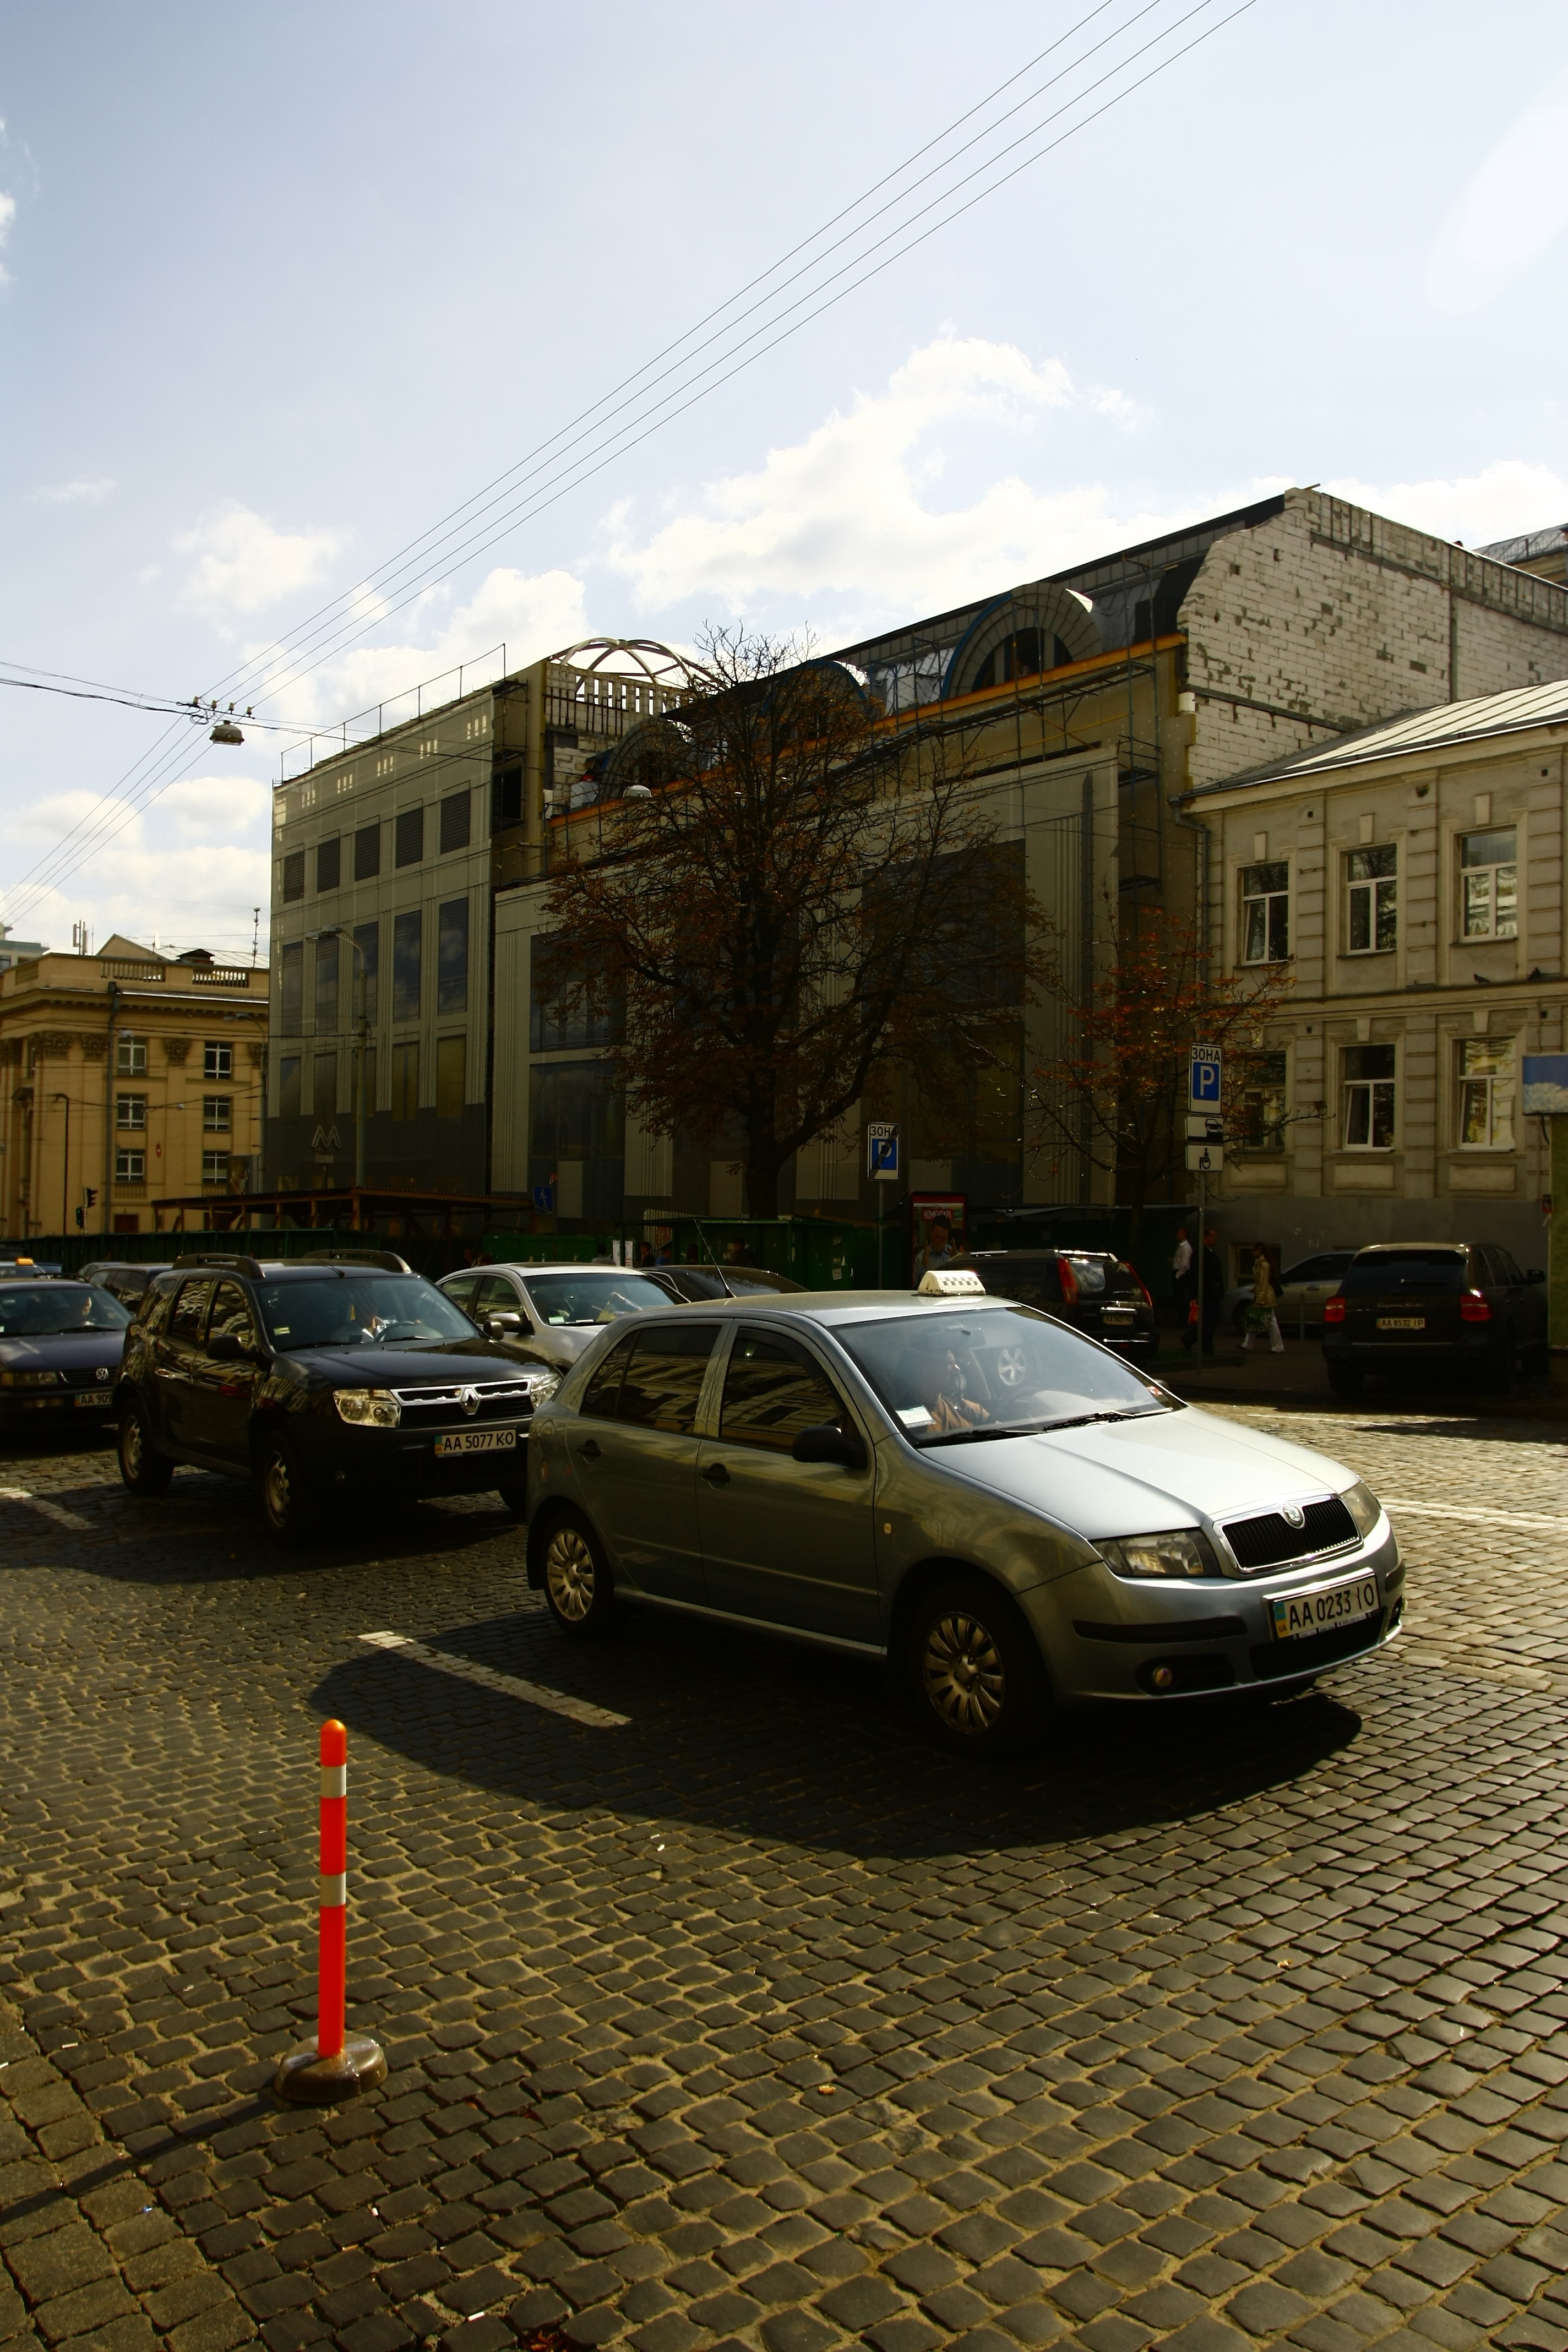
xmin=114 ymin=1250 xmax=556 ymax=1544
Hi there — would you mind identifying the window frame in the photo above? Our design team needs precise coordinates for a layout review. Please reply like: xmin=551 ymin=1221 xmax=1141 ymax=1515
xmin=1458 ymin=827 xmax=1518 ymax=942
xmin=717 ymin=1325 xmax=852 ymax=1453
xmin=203 ymin=1041 xmax=233 ymax=1081
xmin=115 ymin=1034 xmax=148 ymax=1076
xmin=202 ymin=1151 xmax=232 ymax=1186
xmin=1341 ymin=1043 xmax=1397 ymax=1151
xmin=1454 ymin=1036 xmax=1516 ymax=1152
xmin=1346 ymin=844 xmax=1398 ymax=956
xmin=1239 ymin=861 xmax=1290 ymax=966
xmin=202 ymin=1095 xmax=232 ymax=1133
xmin=116 ymin=1093 xmax=147 ymax=1131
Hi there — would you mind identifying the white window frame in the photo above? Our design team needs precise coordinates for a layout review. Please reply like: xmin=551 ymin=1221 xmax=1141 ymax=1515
xmin=116 ymin=1093 xmax=147 ymax=1131
xmin=115 ymin=1033 xmax=148 ymax=1075
xmin=1342 ymin=1044 xmax=1396 ymax=1151
xmin=1455 ymin=1037 xmax=1516 ymax=1151
xmin=202 ymin=1151 xmax=231 ymax=1184
xmin=1239 ymin=863 xmax=1289 ymax=965
xmin=1346 ymin=845 xmax=1397 ymax=955
xmin=1458 ymin=829 xmax=1518 ymax=941
xmin=203 ymin=1095 xmax=232 ymax=1133
xmin=115 ymin=1149 xmax=145 ymax=1181
xmin=203 ymin=1041 xmax=233 ymax=1080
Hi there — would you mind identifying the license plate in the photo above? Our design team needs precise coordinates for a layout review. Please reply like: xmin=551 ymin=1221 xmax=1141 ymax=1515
xmin=433 ymin=1427 xmax=518 ymax=1458
xmin=1377 ymin=1316 xmax=1424 ymax=1330
xmin=1270 ymin=1574 xmax=1380 ymax=1641
xmin=75 ymin=1391 xmax=112 ymax=1408
xmin=1103 ymin=1309 xmax=1135 ymax=1322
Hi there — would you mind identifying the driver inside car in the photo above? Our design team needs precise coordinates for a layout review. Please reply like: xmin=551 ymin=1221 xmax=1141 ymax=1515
xmin=900 ymin=1336 xmax=990 ymax=1433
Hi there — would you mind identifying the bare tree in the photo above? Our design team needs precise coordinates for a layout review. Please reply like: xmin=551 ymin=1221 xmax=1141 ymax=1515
xmin=542 ymin=627 xmax=1044 ymax=1218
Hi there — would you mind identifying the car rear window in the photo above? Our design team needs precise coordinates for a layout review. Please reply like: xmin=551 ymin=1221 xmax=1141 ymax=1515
xmin=1283 ymin=1255 xmax=1353 ymax=1284
xmin=1341 ymin=1251 xmax=1467 ymax=1295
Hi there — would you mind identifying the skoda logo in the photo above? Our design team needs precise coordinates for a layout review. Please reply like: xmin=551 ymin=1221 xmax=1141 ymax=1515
xmin=96 ymin=1368 xmax=110 ymax=1384
xmin=460 ymin=1385 xmax=480 ymax=1419
xmin=1282 ymin=1503 xmax=1306 ymax=1528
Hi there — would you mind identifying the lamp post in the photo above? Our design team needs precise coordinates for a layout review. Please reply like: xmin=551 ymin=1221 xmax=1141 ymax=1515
xmin=52 ymin=1095 xmax=70 ymax=1237
xmin=306 ymin=929 xmax=368 ymax=1194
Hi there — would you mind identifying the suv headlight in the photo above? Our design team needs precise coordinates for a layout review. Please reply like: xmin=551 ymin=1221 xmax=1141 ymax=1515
xmin=333 ymin=1387 xmax=401 ymax=1428
xmin=0 ymin=1370 xmax=63 ymax=1388
xmin=1098 ymin=1528 xmax=1221 ymax=1580
xmin=1341 ymin=1480 xmax=1382 ymax=1540
xmin=519 ymin=1368 xmax=560 ymax=1404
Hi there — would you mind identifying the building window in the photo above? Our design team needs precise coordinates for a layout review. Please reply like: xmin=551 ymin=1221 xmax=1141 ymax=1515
xmin=1239 ymin=1052 xmax=1288 ymax=1151
xmin=353 ymin=823 xmax=381 ymax=881
xmin=279 ymin=940 xmax=303 ymax=1035
xmin=203 ymin=1096 xmax=232 ymax=1132
xmin=391 ymin=1041 xmax=420 ymax=1121
xmin=1460 ymin=827 xmax=1517 ymax=939
xmin=314 ymin=933 xmax=339 ymax=1034
xmin=352 ymin=917 xmax=380 ymax=1030
xmin=316 ymin=836 xmax=341 ymax=893
xmin=313 ymin=1053 xmax=337 ymax=1123
xmin=202 ymin=1152 xmax=230 ymax=1185
xmin=392 ymin=911 xmax=422 ymax=1021
xmin=394 ymin=807 xmax=424 ymax=868
xmin=437 ymin=900 xmax=469 ymax=1014
xmin=439 ymin=790 xmax=472 ymax=854
xmin=115 ymin=1033 xmax=148 ymax=1075
xmin=1347 ymin=845 xmax=1397 ymax=953
xmin=117 ymin=1095 xmax=146 ymax=1131
xmin=282 ymin=850 xmax=306 ymax=903
xmin=115 ymin=1150 xmax=145 ymax=1181
xmin=1342 ymin=1043 xmax=1395 ymax=1148
xmin=1456 ymin=1037 xmax=1515 ymax=1150
xmin=360 ymin=1044 xmax=377 ymax=1114
xmin=493 ymin=766 xmax=522 ymax=830
xmin=530 ymin=935 xmax=617 ymax=1050
xmin=436 ymin=1035 xmax=466 ymax=1119
xmin=203 ymin=1041 xmax=233 ymax=1080
xmin=1240 ymin=863 xmax=1289 ymax=963
xmin=278 ymin=1055 xmax=301 ymax=1120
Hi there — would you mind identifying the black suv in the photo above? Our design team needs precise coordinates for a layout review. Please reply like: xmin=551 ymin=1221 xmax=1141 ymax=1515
xmin=1322 ymin=1241 xmax=1549 ymax=1397
xmin=115 ymin=1250 xmax=556 ymax=1544
xmin=953 ymin=1250 xmax=1157 ymax=1355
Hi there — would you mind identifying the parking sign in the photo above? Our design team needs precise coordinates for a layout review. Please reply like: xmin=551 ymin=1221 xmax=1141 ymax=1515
xmin=1189 ymin=1044 xmax=1223 ymax=1111
xmin=866 ymin=1122 xmax=900 ymax=1181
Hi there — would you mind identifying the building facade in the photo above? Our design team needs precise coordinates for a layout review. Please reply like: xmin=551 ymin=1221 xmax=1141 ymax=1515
xmin=0 ymin=937 xmax=268 ymax=1239
xmin=1184 ymin=680 xmax=1567 ymax=1268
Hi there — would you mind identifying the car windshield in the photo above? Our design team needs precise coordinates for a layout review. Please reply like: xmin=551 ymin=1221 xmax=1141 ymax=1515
xmin=521 ymin=1271 xmax=669 ymax=1325
xmin=1342 ymin=1252 xmax=1467 ymax=1295
xmin=255 ymin=1273 xmax=478 ymax=1349
xmin=0 ymin=1284 xmax=131 ymax=1336
xmin=837 ymin=1305 xmax=1172 ymax=1445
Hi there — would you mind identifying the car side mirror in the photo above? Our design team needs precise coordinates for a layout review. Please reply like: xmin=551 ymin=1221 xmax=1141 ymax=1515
xmin=208 ymin=1330 xmax=249 ymax=1362
xmin=1524 ymin=1268 xmax=1545 ymax=1284
xmin=791 ymin=1423 xmax=866 ymax=1469
xmin=486 ymin=1311 xmax=524 ymax=1333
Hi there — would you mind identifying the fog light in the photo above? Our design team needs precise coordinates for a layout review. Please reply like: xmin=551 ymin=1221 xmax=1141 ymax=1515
xmin=1150 ymin=1664 xmax=1175 ymax=1691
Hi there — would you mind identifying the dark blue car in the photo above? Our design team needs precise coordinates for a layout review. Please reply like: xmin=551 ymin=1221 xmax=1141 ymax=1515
xmin=0 ymin=1280 xmax=132 ymax=1430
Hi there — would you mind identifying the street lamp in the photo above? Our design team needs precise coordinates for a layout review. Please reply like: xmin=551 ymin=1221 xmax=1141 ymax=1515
xmin=306 ymin=928 xmax=369 ymax=1189
xmin=51 ymin=1095 xmax=70 ymax=1237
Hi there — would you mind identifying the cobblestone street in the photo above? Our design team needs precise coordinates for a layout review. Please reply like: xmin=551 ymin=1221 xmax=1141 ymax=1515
xmin=2 ymin=1404 xmax=1567 ymax=2352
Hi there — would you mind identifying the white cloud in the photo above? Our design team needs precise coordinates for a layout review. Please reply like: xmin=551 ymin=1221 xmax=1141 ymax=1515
xmin=604 ymin=335 xmax=1170 ymax=625
xmin=176 ymin=502 xmax=350 ymax=617
xmin=1324 ymin=459 xmax=1568 ymax=548
xmin=30 ymin=478 xmax=115 ymax=505
xmin=1427 ymin=64 xmax=1568 ymax=312
xmin=0 ymin=190 xmax=14 ymax=284
xmin=7 ymin=773 xmax=274 ymax=962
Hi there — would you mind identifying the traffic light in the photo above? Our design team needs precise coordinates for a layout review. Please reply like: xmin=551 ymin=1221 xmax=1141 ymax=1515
xmin=74 ymin=1207 xmax=84 ymax=1229
xmin=84 ymin=1188 xmax=97 ymax=1208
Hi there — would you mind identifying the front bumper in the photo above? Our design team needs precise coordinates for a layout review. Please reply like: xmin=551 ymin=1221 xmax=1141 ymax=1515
xmin=296 ymin=1418 xmax=531 ymax=1498
xmin=1025 ymin=1527 xmax=1403 ymax=1702
xmin=0 ymin=1389 xmax=117 ymax=1427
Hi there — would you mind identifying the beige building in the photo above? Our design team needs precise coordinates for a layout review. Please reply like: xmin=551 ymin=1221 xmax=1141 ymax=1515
xmin=1185 ymin=679 xmax=1567 ymax=1267
xmin=0 ymin=937 xmax=268 ymax=1240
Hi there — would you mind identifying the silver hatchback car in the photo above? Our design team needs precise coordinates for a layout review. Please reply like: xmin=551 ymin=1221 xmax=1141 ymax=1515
xmin=525 ymin=1284 xmax=1403 ymax=1752
xmin=438 ymin=1261 xmax=673 ymax=1375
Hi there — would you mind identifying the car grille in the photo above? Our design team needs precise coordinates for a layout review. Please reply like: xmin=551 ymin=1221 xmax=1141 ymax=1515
xmin=390 ymin=1378 xmax=540 ymax=1422
xmin=1222 ymin=1494 xmax=1359 ymax=1572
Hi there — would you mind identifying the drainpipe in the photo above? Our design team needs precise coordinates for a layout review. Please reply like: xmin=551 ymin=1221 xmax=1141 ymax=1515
xmin=103 ymin=981 xmax=118 ymax=1237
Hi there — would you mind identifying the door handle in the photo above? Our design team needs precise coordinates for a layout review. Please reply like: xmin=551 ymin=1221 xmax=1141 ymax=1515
xmin=701 ymin=1461 xmax=730 ymax=1487
xmin=578 ymin=1438 xmax=602 ymax=1461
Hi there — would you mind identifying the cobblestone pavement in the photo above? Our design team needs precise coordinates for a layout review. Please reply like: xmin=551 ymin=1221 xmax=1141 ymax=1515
xmin=2 ymin=1404 xmax=1567 ymax=2352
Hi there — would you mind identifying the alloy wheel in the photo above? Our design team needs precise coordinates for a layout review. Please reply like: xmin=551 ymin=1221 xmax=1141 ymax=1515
xmin=546 ymin=1526 xmax=597 ymax=1623
xmin=994 ymin=1344 xmax=1030 ymax=1387
xmin=921 ymin=1609 xmax=1006 ymax=1735
xmin=264 ymin=1450 xmax=291 ymax=1528
xmin=123 ymin=1415 xmax=144 ymax=1476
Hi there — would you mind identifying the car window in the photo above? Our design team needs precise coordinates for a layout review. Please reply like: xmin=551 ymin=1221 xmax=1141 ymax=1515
xmin=475 ymin=1275 xmax=524 ymax=1319
xmin=662 ymin=1268 xmax=725 ymax=1299
xmin=580 ymin=1331 xmax=639 ymax=1419
xmin=1342 ymin=1252 xmax=1467 ymax=1295
xmin=1488 ymin=1246 xmax=1523 ymax=1287
xmin=0 ymin=1283 xmax=131 ymax=1336
xmin=617 ymin=1324 xmax=720 ymax=1435
xmin=1063 ymin=1255 xmax=1108 ymax=1295
xmin=721 ymin=1268 xmax=804 ymax=1296
xmin=206 ymin=1281 xmax=258 ymax=1350
xmin=1283 ymin=1255 xmax=1346 ymax=1284
xmin=720 ymin=1330 xmax=848 ymax=1451
xmin=253 ymin=1273 xmax=477 ymax=1349
xmin=170 ymin=1279 xmax=214 ymax=1344
xmin=442 ymin=1273 xmax=483 ymax=1313
xmin=139 ymin=1281 xmax=177 ymax=1336
xmin=837 ymin=1305 xmax=1169 ymax=1445
xmin=520 ymin=1271 xmax=670 ymax=1325
xmin=968 ymin=1260 xmax=1062 ymax=1306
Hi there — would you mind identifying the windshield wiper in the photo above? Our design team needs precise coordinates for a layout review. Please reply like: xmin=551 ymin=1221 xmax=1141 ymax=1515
xmin=921 ymin=1405 xmax=1169 ymax=1446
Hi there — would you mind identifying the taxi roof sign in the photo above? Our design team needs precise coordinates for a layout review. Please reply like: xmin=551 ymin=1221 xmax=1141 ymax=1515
xmin=916 ymin=1268 xmax=985 ymax=1297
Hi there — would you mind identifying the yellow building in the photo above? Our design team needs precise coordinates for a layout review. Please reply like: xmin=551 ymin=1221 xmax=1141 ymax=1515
xmin=0 ymin=935 xmax=268 ymax=1240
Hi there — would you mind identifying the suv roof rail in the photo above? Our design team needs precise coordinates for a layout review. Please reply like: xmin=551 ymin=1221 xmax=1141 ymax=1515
xmin=172 ymin=1251 xmax=266 ymax=1277
xmin=296 ymin=1248 xmax=412 ymax=1273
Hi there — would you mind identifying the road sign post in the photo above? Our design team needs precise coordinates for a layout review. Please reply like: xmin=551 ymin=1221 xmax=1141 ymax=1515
xmin=1187 ymin=1047 xmax=1222 ymax=1354
xmin=865 ymin=1124 xmax=900 ymax=1287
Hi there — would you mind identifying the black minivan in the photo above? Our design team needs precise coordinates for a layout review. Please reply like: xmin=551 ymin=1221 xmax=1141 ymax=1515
xmin=1322 ymin=1242 xmax=1548 ymax=1397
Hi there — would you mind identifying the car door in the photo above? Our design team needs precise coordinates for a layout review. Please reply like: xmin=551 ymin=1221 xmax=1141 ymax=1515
xmin=150 ymin=1277 xmax=213 ymax=1448
xmin=184 ymin=1280 xmax=262 ymax=1463
xmin=568 ymin=1321 xmax=718 ymax=1604
xmin=695 ymin=1325 xmax=880 ymax=1646
xmin=1482 ymin=1245 xmax=1534 ymax=1361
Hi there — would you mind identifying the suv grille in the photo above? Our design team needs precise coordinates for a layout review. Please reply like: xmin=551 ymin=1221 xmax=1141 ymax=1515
xmin=390 ymin=1377 xmax=539 ymax=1419
xmin=1222 ymin=1495 xmax=1358 ymax=1572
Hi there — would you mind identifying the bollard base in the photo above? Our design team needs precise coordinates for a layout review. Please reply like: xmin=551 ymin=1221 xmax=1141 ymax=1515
xmin=273 ymin=2034 xmax=388 ymax=2105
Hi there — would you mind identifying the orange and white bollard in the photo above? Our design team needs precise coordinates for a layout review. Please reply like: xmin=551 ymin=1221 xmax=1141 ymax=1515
xmin=273 ymin=1719 xmax=387 ymax=2104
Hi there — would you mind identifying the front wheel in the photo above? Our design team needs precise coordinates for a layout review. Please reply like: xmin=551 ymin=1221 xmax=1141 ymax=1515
xmin=535 ymin=1509 xmax=616 ymax=1638
xmin=257 ymin=1434 xmax=324 ymax=1548
xmin=1326 ymin=1362 xmax=1364 ymax=1400
xmin=907 ymin=1575 xmax=1048 ymax=1756
xmin=118 ymin=1398 xmax=174 ymax=1497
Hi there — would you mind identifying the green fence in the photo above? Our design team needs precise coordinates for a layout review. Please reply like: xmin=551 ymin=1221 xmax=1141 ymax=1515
xmin=13 ymin=1230 xmax=485 ymax=1283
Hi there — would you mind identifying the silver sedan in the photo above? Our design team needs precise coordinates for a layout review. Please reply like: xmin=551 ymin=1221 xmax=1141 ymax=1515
xmin=524 ymin=1286 xmax=1402 ymax=1753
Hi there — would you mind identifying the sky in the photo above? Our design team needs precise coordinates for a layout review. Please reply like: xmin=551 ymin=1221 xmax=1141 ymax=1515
xmin=2 ymin=0 xmax=1567 ymax=962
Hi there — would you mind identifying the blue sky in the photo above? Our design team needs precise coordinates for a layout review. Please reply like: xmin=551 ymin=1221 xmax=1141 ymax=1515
xmin=2 ymin=0 xmax=1566 ymax=959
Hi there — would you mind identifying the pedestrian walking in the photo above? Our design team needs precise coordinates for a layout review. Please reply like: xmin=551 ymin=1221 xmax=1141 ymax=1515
xmin=1242 ymin=1244 xmax=1285 ymax=1354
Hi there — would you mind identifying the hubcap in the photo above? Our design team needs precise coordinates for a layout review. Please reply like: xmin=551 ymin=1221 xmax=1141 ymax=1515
xmin=546 ymin=1527 xmax=597 ymax=1623
xmin=994 ymin=1344 xmax=1028 ymax=1388
xmin=265 ymin=1451 xmax=291 ymax=1525
xmin=922 ymin=1609 xmax=1005 ymax=1735
xmin=124 ymin=1415 xmax=143 ymax=1474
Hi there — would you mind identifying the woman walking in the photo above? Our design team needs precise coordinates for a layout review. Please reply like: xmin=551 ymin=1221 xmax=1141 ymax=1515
xmin=1243 ymin=1245 xmax=1285 ymax=1354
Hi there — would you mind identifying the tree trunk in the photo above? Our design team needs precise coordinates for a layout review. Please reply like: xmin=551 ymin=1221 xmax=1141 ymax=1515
xmin=745 ymin=1144 xmax=781 ymax=1221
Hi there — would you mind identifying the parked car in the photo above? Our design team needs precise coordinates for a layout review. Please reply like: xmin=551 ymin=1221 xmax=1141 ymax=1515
xmin=524 ymin=1281 xmax=1400 ymax=1752
xmin=78 ymin=1260 xmax=175 ymax=1311
xmin=1322 ymin=1242 xmax=1548 ymax=1398
xmin=955 ymin=1250 xmax=1156 ymax=1355
xmin=0 ymin=1277 xmax=132 ymax=1429
xmin=0 ymin=1257 xmax=63 ymax=1279
xmin=437 ymin=1262 xmax=674 ymax=1376
xmin=643 ymin=1263 xmax=806 ymax=1303
xmin=116 ymin=1250 xmax=557 ymax=1544
xmin=1223 ymin=1249 xmax=1358 ymax=1337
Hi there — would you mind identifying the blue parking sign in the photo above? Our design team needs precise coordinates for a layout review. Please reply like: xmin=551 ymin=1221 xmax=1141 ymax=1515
xmin=866 ymin=1122 xmax=900 ymax=1180
xmin=1189 ymin=1045 xmax=1222 ymax=1110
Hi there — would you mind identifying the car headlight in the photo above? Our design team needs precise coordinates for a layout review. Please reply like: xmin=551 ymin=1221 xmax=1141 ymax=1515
xmin=1341 ymin=1479 xmax=1382 ymax=1540
xmin=0 ymin=1370 xmax=63 ymax=1389
xmin=1098 ymin=1528 xmax=1221 ymax=1580
xmin=519 ymin=1369 xmax=560 ymax=1404
xmin=333 ymin=1387 xmax=401 ymax=1428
